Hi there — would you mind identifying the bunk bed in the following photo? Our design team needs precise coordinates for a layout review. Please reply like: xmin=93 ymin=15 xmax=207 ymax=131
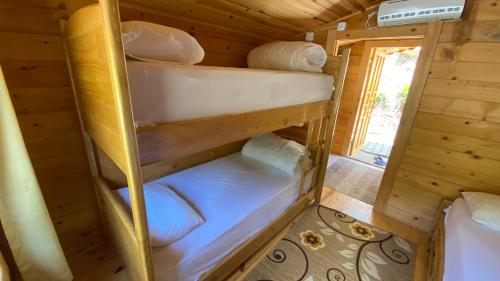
xmin=60 ymin=0 xmax=349 ymax=280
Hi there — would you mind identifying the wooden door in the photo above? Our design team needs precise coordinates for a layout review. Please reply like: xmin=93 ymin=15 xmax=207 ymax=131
xmin=349 ymin=49 xmax=385 ymax=154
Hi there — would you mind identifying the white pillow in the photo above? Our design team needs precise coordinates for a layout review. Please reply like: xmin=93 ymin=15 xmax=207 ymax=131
xmin=462 ymin=192 xmax=500 ymax=231
xmin=116 ymin=183 xmax=204 ymax=246
xmin=242 ymin=133 xmax=308 ymax=176
xmin=121 ymin=21 xmax=205 ymax=64
xmin=247 ymin=41 xmax=327 ymax=73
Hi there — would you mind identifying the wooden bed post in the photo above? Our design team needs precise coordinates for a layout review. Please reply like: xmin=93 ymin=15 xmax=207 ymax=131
xmin=61 ymin=0 xmax=154 ymax=280
xmin=315 ymin=47 xmax=351 ymax=202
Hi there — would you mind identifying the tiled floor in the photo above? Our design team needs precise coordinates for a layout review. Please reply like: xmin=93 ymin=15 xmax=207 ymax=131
xmin=363 ymin=141 xmax=392 ymax=157
xmin=351 ymin=150 xmax=388 ymax=168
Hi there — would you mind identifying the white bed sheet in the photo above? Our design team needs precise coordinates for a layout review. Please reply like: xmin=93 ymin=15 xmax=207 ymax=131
xmin=148 ymin=153 xmax=312 ymax=281
xmin=444 ymin=198 xmax=500 ymax=281
xmin=126 ymin=61 xmax=334 ymax=126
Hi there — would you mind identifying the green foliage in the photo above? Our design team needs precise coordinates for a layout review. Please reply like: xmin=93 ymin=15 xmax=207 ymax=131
xmin=397 ymin=84 xmax=410 ymax=108
xmin=375 ymin=92 xmax=388 ymax=109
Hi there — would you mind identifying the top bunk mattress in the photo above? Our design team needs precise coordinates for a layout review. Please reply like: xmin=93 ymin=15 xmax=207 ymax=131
xmin=443 ymin=198 xmax=500 ymax=281
xmin=126 ymin=61 xmax=335 ymax=126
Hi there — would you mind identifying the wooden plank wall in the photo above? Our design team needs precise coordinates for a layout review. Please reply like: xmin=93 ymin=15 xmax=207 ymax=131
xmin=385 ymin=0 xmax=500 ymax=232
xmin=331 ymin=42 xmax=366 ymax=155
xmin=0 ymin=0 xmax=266 ymax=263
xmin=0 ymin=1 xmax=104 ymax=258
xmin=118 ymin=4 xmax=266 ymax=67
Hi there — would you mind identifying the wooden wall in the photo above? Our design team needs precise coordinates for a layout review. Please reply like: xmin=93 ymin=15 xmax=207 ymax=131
xmin=385 ymin=0 xmax=500 ymax=232
xmin=0 ymin=0 xmax=272 ymax=266
xmin=331 ymin=42 xmax=366 ymax=155
xmin=118 ymin=4 xmax=264 ymax=67
xmin=0 ymin=1 xmax=104 ymax=259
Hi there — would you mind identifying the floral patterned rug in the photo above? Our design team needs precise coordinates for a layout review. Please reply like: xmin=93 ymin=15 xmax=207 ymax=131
xmin=244 ymin=205 xmax=416 ymax=281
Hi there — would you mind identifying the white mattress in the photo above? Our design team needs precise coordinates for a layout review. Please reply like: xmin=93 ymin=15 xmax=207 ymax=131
xmin=443 ymin=198 xmax=500 ymax=281
xmin=148 ymin=153 xmax=312 ymax=281
xmin=126 ymin=61 xmax=334 ymax=126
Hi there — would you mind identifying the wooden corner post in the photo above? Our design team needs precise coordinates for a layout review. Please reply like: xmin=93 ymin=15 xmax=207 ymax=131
xmin=61 ymin=0 xmax=154 ymax=280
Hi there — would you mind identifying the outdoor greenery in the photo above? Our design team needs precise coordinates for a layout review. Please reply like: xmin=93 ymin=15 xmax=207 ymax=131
xmin=397 ymin=84 xmax=410 ymax=109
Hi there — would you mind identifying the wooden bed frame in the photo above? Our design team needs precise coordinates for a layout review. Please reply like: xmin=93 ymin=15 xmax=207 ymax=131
xmin=60 ymin=0 xmax=350 ymax=280
xmin=427 ymin=199 xmax=452 ymax=281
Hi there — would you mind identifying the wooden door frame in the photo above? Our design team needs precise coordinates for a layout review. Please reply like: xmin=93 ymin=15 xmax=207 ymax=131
xmin=346 ymin=39 xmax=422 ymax=156
xmin=324 ymin=21 xmax=443 ymax=213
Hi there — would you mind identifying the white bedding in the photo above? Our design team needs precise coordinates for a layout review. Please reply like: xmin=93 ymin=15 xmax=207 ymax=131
xmin=148 ymin=153 xmax=312 ymax=281
xmin=444 ymin=198 xmax=500 ymax=281
xmin=126 ymin=61 xmax=334 ymax=126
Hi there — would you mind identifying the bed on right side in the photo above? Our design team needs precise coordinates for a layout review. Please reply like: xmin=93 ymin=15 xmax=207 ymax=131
xmin=428 ymin=193 xmax=500 ymax=281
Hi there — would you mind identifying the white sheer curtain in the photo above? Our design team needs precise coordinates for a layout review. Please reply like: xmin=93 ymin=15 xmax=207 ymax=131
xmin=0 ymin=250 xmax=9 ymax=281
xmin=0 ymin=66 xmax=73 ymax=281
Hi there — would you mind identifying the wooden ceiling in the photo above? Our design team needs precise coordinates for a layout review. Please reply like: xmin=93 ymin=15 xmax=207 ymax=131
xmin=121 ymin=0 xmax=384 ymax=40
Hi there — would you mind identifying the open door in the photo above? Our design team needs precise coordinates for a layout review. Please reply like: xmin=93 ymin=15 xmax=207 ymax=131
xmin=347 ymin=40 xmax=421 ymax=158
xmin=349 ymin=49 xmax=385 ymax=154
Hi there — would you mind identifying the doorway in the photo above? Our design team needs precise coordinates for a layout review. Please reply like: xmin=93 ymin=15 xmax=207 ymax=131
xmin=325 ymin=39 xmax=422 ymax=206
xmin=350 ymin=44 xmax=421 ymax=168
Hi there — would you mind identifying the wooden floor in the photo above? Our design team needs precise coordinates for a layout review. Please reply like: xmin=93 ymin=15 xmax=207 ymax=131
xmin=69 ymin=189 xmax=429 ymax=281
xmin=324 ymin=155 xmax=384 ymax=205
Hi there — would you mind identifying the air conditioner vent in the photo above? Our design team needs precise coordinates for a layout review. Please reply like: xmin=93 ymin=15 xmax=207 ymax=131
xmin=378 ymin=0 xmax=464 ymax=27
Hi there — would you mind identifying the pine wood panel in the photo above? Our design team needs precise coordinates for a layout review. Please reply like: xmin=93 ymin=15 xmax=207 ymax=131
xmin=419 ymin=95 xmax=500 ymax=123
xmin=331 ymin=41 xmax=366 ymax=155
xmin=434 ymin=42 xmax=500 ymax=63
xmin=440 ymin=20 xmax=500 ymax=43
xmin=414 ymin=111 xmax=500 ymax=143
xmin=0 ymin=32 xmax=65 ymax=61
xmin=0 ymin=2 xmax=104 ymax=263
xmin=424 ymin=79 xmax=500 ymax=103
xmin=0 ymin=2 xmax=65 ymax=34
xmin=120 ymin=0 xmax=383 ymax=40
xmin=0 ymin=61 xmax=70 ymax=88
xmin=9 ymin=87 xmax=76 ymax=114
xmin=410 ymin=127 xmax=500 ymax=162
xmin=118 ymin=5 xmax=262 ymax=67
xmin=401 ymin=155 xmax=500 ymax=194
xmin=137 ymin=101 xmax=330 ymax=165
xmin=381 ymin=0 xmax=500 ymax=233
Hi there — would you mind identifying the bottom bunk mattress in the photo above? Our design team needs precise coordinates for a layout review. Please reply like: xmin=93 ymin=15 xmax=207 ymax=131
xmin=148 ymin=152 xmax=312 ymax=281
xmin=443 ymin=198 xmax=500 ymax=281
xmin=126 ymin=60 xmax=335 ymax=126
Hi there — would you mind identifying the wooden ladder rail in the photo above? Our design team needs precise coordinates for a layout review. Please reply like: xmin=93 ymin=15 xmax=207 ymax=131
xmin=315 ymin=47 xmax=351 ymax=202
xmin=299 ymin=120 xmax=316 ymax=198
xmin=60 ymin=0 xmax=154 ymax=280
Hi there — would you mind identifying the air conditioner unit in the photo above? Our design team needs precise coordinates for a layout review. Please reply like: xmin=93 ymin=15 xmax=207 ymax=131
xmin=377 ymin=0 xmax=465 ymax=27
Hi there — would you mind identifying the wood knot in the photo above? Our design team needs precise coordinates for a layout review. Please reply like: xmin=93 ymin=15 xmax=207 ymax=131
xmin=114 ymin=266 xmax=125 ymax=274
xmin=442 ymin=48 xmax=454 ymax=60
